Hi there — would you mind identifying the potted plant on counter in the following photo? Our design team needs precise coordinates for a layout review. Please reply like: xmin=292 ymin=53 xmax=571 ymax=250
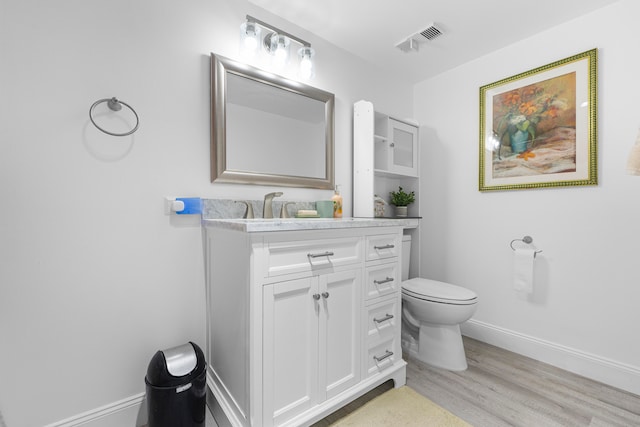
xmin=389 ymin=186 xmax=415 ymax=217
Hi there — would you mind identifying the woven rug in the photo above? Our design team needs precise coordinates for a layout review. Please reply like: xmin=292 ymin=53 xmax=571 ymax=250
xmin=330 ymin=386 xmax=472 ymax=427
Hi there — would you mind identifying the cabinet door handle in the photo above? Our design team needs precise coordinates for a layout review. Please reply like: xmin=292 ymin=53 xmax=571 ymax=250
xmin=307 ymin=251 xmax=334 ymax=258
xmin=312 ymin=293 xmax=321 ymax=300
xmin=373 ymin=350 xmax=394 ymax=362
xmin=321 ymin=292 xmax=330 ymax=299
xmin=373 ymin=313 xmax=394 ymax=323
xmin=374 ymin=277 xmax=394 ymax=285
xmin=373 ymin=244 xmax=395 ymax=250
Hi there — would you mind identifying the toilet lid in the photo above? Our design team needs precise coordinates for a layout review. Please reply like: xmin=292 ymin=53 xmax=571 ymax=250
xmin=402 ymin=278 xmax=477 ymax=304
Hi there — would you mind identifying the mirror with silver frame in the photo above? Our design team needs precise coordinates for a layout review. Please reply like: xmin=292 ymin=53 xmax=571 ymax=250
xmin=210 ymin=53 xmax=335 ymax=189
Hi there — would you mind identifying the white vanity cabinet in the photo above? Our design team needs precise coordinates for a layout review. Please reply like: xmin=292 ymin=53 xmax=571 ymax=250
xmin=204 ymin=220 xmax=407 ymax=427
xmin=263 ymin=268 xmax=361 ymax=425
xmin=362 ymin=233 xmax=402 ymax=379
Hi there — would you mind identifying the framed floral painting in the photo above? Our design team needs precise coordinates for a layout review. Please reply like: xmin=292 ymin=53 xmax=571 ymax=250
xmin=479 ymin=49 xmax=597 ymax=191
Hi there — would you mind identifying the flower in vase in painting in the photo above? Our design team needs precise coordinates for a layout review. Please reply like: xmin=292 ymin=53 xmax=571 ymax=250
xmin=493 ymin=84 xmax=567 ymax=156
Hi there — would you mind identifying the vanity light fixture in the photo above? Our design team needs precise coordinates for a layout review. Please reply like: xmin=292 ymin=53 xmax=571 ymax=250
xmin=240 ymin=15 xmax=315 ymax=79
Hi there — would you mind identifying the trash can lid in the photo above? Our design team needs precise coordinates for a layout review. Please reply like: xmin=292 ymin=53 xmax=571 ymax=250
xmin=163 ymin=342 xmax=197 ymax=376
xmin=145 ymin=341 xmax=205 ymax=387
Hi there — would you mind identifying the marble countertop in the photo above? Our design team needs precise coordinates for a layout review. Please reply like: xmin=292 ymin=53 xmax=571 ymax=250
xmin=202 ymin=217 xmax=419 ymax=233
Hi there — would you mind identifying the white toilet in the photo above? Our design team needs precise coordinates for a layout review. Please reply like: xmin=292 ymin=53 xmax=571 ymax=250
xmin=401 ymin=235 xmax=478 ymax=371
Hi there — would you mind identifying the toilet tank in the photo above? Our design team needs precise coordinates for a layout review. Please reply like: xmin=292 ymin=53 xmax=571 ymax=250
xmin=402 ymin=234 xmax=411 ymax=281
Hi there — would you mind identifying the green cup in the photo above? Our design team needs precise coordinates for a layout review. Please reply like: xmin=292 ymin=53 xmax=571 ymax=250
xmin=316 ymin=200 xmax=334 ymax=218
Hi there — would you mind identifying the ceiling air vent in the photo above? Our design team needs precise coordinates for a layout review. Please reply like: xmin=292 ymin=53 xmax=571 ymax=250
xmin=395 ymin=23 xmax=443 ymax=53
xmin=419 ymin=24 xmax=442 ymax=41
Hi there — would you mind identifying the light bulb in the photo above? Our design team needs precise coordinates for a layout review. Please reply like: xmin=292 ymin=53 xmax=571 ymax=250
xmin=270 ymin=34 xmax=289 ymax=69
xmin=298 ymin=47 xmax=315 ymax=80
xmin=244 ymin=34 xmax=258 ymax=51
xmin=240 ymin=21 xmax=261 ymax=56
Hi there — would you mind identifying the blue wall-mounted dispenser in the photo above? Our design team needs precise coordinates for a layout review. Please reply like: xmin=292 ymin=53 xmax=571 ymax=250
xmin=165 ymin=197 xmax=202 ymax=215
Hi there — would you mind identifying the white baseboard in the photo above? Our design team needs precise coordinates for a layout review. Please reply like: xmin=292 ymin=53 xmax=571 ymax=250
xmin=40 ymin=320 xmax=640 ymax=426
xmin=462 ymin=319 xmax=640 ymax=396
xmin=43 ymin=393 xmax=145 ymax=427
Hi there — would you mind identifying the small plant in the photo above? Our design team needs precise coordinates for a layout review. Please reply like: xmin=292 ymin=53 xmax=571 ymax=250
xmin=389 ymin=186 xmax=415 ymax=206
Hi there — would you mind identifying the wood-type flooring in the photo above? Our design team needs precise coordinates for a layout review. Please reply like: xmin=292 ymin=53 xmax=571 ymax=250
xmin=408 ymin=337 xmax=640 ymax=426
xmin=317 ymin=336 xmax=640 ymax=427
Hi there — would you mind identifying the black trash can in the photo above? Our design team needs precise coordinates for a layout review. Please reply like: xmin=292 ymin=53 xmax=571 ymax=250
xmin=145 ymin=341 xmax=206 ymax=427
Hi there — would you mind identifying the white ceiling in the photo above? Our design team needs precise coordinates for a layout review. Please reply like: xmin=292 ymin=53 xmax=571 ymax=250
xmin=248 ymin=0 xmax=620 ymax=84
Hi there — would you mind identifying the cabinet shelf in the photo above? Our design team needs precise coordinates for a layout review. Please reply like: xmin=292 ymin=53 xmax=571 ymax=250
xmin=374 ymin=169 xmax=418 ymax=179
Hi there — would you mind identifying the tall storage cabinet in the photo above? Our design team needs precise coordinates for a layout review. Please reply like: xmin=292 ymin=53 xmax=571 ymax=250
xmin=353 ymin=100 xmax=421 ymax=279
xmin=354 ymin=100 xmax=420 ymax=218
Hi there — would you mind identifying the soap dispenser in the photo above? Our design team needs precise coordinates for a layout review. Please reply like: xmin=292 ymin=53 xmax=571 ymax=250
xmin=331 ymin=185 xmax=343 ymax=218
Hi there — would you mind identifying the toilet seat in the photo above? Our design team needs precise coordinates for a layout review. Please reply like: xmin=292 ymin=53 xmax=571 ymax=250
xmin=402 ymin=278 xmax=477 ymax=305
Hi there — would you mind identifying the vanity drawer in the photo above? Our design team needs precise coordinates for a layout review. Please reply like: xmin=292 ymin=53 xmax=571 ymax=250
xmin=364 ymin=298 xmax=399 ymax=346
xmin=365 ymin=338 xmax=400 ymax=378
xmin=365 ymin=262 xmax=399 ymax=300
xmin=265 ymin=237 xmax=362 ymax=277
xmin=365 ymin=234 xmax=401 ymax=261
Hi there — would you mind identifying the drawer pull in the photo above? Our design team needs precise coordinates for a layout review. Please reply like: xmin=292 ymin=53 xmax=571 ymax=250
xmin=313 ymin=293 xmax=321 ymax=300
xmin=373 ymin=244 xmax=395 ymax=250
xmin=373 ymin=313 xmax=394 ymax=323
xmin=374 ymin=277 xmax=394 ymax=285
xmin=307 ymin=251 xmax=334 ymax=258
xmin=373 ymin=350 xmax=394 ymax=363
xmin=321 ymin=292 xmax=330 ymax=299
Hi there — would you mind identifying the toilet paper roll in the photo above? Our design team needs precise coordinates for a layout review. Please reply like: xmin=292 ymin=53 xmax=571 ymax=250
xmin=513 ymin=248 xmax=535 ymax=294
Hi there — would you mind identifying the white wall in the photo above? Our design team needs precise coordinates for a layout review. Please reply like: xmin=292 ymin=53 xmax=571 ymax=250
xmin=414 ymin=0 xmax=640 ymax=394
xmin=0 ymin=1 xmax=413 ymax=425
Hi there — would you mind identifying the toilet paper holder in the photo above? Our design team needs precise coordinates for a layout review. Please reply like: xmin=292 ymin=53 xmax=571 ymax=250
xmin=510 ymin=235 xmax=543 ymax=258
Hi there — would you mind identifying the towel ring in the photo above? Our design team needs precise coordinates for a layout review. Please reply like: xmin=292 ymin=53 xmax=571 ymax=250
xmin=510 ymin=235 xmax=543 ymax=257
xmin=89 ymin=97 xmax=140 ymax=137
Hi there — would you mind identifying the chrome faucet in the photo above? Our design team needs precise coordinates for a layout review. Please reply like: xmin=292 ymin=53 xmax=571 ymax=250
xmin=235 ymin=201 xmax=254 ymax=219
xmin=280 ymin=202 xmax=295 ymax=218
xmin=263 ymin=192 xmax=283 ymax=218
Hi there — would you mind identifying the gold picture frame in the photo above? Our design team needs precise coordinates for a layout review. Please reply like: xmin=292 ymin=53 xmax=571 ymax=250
xmin=479 ymin=49 xmax=597 ymax=191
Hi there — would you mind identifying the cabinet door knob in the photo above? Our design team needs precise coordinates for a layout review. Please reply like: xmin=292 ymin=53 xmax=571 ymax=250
xmin=313 ymin=293 xmax=321 ymax=300
xmin=321 ymin=292 xmax=330 ymax=299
